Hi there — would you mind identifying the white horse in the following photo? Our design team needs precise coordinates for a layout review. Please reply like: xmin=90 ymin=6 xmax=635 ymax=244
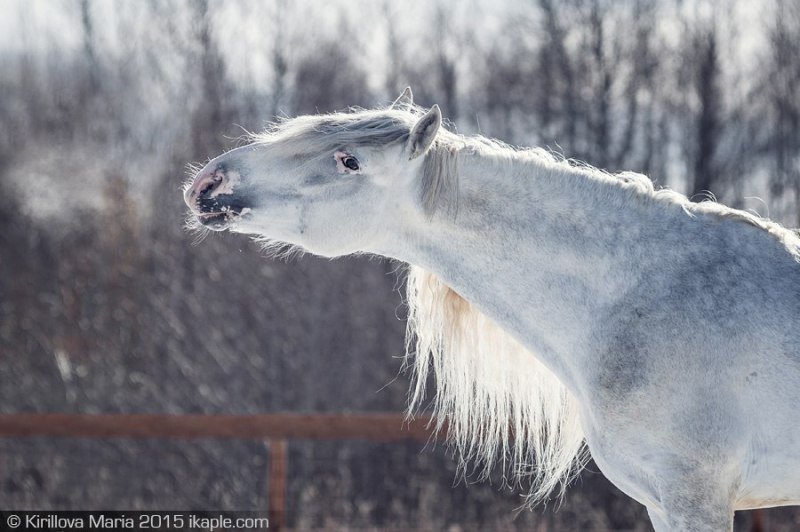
xmin=184 ymin=88 xmax=800 ymax=531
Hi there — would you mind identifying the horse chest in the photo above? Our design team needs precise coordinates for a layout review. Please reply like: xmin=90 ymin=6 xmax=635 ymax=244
xmin=580 ymin=414 xmax=663 ymax=508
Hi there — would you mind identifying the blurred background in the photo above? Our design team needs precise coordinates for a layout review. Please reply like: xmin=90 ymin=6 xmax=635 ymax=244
xmin=1 ymin=0 xmax=799 ymax=529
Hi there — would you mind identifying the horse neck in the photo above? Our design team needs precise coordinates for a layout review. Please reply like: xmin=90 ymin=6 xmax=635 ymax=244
xmin=383 ymin=147 xmax=657 ymax=391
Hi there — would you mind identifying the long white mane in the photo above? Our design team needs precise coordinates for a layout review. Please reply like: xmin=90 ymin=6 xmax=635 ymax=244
xmin=404 ymin=266 xmax=587 ymax=505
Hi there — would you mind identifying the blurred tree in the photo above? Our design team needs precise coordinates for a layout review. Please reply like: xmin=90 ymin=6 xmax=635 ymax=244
xmin=381 ymin=0 xmax=404 ymax=101
xmin=537 ymin=0 xmax=579 ymax=152
xmin=432 ymin=5 xmax=459 ymax=121
xmin=690 ymin=26 xmax=723 ymax=199
xmin=481 ymin=0 xmax=666 ymax=176
xmin=585 ymin=0 xmax=614 ymax=167
xmin=673 ymin=2 xmax=755 ymax=205
xmin=98 ymin=175 xmax=142 ymax=354
xmin=270 ymin=0 xmax=290 ymax=118
xmin=626 ymin=1 xmax=669 ymax=180
xmin=480 ymin=39 xmax=535 ymax=143
xmin=762 ymin=0 xmax=800 ymax=223
xmin=291 ymin=32 xmax=372 ymax=114
xmin=79 ymin=0 xmax=99 ymax=95
xmin=190 ymin=0 xmax=235 ymax=154
xmin=395 ymin=2 xmax=466 ymax=120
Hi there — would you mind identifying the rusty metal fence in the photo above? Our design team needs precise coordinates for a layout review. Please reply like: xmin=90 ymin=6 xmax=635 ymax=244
xmin=0 ymin=413 xmax=435 ymax=530
xmin=0 ymin=413 xmax=768 ymax=531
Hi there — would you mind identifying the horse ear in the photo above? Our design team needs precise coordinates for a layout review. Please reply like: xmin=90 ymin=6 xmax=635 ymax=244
xmin=407 ymin=105 xmax=441 ymax=160
xmin=390 ymin=87 xmax=413 ymax=109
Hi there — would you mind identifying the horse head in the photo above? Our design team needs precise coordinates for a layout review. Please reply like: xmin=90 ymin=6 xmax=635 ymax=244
xmin=183 ymin=88 xmax=441 ymax=257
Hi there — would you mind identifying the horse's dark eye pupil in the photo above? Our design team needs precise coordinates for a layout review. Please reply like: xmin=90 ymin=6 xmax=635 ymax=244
xmin=344 ymin=157 xmax=359 ymax=171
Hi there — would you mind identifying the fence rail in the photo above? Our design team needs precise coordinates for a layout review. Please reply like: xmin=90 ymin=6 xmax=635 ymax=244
xmin=0 ymin=412 xmax=435 ymax=531
xmin=0 ymin=412 xmax=435 ymax=441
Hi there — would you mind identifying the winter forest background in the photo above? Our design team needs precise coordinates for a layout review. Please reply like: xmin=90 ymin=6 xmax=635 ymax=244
xmin=1 ymin=0 xmax=799 ymax=529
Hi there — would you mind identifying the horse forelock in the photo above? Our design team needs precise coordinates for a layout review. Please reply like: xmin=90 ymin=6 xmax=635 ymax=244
xmin=250 ymin=108 xmax=417 ymax=157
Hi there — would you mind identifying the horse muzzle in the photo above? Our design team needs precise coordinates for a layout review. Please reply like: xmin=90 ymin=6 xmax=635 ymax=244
xmin=184 ymin=163 xmax=248 ymax=231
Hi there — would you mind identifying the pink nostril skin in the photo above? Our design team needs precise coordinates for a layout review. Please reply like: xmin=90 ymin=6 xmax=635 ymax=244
xmin=184 ymin=168 xmax=225 ymax=210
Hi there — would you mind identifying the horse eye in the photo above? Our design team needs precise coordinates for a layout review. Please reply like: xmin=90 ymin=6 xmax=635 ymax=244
xmin=334 ymin=151 xmax=361 ymax=173
xmin=343 ymin=156 xmax=360 ymax=171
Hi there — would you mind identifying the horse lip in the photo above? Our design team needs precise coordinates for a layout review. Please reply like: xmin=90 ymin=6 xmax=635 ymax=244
xmin=194 ymin=205 xmax=252 ymax=230
xmin=195 ymin=212 xmax=234 ymax=231
xmin=194 ymin=205 xmax=245 ymax=219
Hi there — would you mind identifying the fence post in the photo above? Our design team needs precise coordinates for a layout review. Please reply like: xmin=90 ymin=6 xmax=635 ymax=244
xmin=267 ymin=439 xmax=288 ymax=531
xmin=750 ymin=508 xmax=764 ymax=532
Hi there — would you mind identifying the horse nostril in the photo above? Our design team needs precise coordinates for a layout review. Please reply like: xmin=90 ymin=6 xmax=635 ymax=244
xmin=194 ymin=172 xmax=224 ymax=200
xmin=199 ymin=175 xmax=222 ymax=197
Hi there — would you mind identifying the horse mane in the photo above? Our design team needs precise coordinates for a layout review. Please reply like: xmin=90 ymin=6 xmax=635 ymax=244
xmin=404 ymin=266 xmax=588 ymax=505
xmin=426 ymin=124 xmax=800 ymax=252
